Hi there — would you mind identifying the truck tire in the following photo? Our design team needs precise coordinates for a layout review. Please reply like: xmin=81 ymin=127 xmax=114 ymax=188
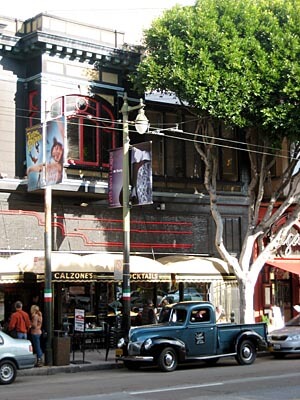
xmin=0 ymin=360 xmax=17 ymax=385
xmin=235 ymin=340 xmax=256 ymax=365
xmin=158 ymin=347 xmax=177 ymax=372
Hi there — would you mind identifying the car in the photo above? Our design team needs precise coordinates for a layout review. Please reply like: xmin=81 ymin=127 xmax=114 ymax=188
xmin=130 ymin=290 xmax=167 ymax=309
xmin=0 ymin=331 xmax=36 ymax=384
xmin=268 ymin=313 xmax=300 ymax=358
xmin=160 ymin=287 xmax=203 ymax=304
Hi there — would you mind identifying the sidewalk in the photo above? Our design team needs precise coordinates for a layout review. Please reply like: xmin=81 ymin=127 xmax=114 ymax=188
xmin=19 ymin=348 xmax=122 ymax=376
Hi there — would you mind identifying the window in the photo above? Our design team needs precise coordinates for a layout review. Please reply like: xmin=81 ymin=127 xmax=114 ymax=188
xmin=190 ymin=308 xmax=210 ymax=323
xmin=28 ymin=90 xmax=39 ymax=127
xmin=184 ymin=116 xmax=203 ymax=179
xmin=50 ymin=94 xmax=117 ymax=168
xmin=220 ymin=124 xmax=238 ymax=181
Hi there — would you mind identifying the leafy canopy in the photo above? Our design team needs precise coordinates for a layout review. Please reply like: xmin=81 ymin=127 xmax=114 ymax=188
xmin=134 ymin=0 xmax=300 ymax=142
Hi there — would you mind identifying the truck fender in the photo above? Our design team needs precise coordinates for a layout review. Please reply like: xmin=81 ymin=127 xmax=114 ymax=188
xmin=235 ymin=330 xmax=267 ymax=352
xmin=148 ymin=337 xmax=186 ymax=362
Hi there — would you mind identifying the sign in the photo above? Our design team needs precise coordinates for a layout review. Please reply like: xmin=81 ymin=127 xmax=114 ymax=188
xmin=108 ymin=147 xmax=123 ymax=208
xmin=26 ymin=124 xmax=44 ymax=191
xmin=131 ymin=273 xmax=170 ymax=282
xmin=74 ymin=308 xmax=85 ymax=332
xmin=130 ymin=142 xmax=153 ymax=206
xmin=52 ymin=272 xmax=95 ymax=281
xmin=278 ymin=226 xmax=300 ymax=257
xmin=45 ymin=117 xmax=65 ymax=186
xmin=114 ymin=259 xmax=123 ymax=281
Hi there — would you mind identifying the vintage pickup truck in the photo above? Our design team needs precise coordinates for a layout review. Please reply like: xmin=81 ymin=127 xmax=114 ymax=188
xmin=116 ymin=301 xmax=268 ymax=372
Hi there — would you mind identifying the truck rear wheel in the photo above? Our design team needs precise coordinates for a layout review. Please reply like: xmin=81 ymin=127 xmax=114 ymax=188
xmin=158 ymin=347 xmax=177 ymax=372
xmin=235 ymin=340 xmax=256 ymax=365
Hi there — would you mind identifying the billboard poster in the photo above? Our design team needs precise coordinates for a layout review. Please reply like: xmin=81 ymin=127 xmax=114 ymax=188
xmin=108 ymin=147 xmax=123 ymax=208
xmin=45 ymin=117 xmax=65 ymax=186
xmin=130 ymin=141 xmax=153 ymax=206
xmin=26 ymin=124 xmax=44 ymax=192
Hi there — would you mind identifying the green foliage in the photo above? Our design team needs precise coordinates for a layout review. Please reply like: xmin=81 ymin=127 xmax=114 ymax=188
xmin=134 ymin=0 xmax=300 ymax=141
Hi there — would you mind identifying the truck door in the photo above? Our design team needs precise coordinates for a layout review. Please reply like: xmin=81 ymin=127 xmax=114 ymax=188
xmin=182 ymin=306 xmax=217 ymax=357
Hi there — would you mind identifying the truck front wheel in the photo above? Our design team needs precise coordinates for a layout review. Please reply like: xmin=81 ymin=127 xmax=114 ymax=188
xmin=235 ymin=340 xmax=256 ymax=365
xmin=158 ymin=347 xmax=177 ymax=372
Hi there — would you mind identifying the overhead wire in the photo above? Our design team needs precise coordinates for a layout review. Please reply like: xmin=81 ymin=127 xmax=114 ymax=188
xmin=1 ymin=104 xmax=299 ymax=162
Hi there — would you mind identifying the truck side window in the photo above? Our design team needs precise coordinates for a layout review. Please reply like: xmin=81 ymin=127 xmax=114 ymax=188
xmin=191 ymin=308 xmax=210 ymax=323
xmin=171 ymin=309 xmax=187 ymax=323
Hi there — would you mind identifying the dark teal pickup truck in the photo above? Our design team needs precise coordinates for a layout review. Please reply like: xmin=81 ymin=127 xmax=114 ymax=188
xmin=116 ymin=301 xmax=268 ymax=372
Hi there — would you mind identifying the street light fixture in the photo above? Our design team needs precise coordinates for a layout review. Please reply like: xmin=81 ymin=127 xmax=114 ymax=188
xmin=120 ymin=93 xmax=149 ymax=335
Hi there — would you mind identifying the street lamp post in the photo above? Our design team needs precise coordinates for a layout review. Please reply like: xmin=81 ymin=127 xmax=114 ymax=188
xmin=120 ymin=93 xmax=148 ymax=336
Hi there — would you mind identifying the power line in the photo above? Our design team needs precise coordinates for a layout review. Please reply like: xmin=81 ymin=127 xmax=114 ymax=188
xmin=1 ymin=105 xmax=298 ymax=162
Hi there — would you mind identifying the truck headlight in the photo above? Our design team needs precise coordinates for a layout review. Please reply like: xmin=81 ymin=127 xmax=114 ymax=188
xmin=144 ymin=338 xmax=152 ymax=350
xmin=117 ymin=337 xmax=125 ymax=348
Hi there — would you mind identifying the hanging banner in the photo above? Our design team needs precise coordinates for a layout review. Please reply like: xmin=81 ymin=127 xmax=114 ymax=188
xmin=26 ymin=124 xmax=44 ymax=191
xmin=45 ymin=117 xmax=65 ymax=185
xmin=130 ymin=141 xmax=153 ymax=206
xmin=108 ymin=147 xmax=123 ymax=208
xmin=108 ymin=142 xmax=152 ymax=207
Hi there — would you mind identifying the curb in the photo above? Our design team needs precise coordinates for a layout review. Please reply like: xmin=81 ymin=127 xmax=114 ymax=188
xmin=19 ymin=360 xmax=122 ymax=376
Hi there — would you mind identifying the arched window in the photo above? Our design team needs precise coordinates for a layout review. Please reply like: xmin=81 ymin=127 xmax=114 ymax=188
xmin=50 ymin=94 xmax=117 ymax=169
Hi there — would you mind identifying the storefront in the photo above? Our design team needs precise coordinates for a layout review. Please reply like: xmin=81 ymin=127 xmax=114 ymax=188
xmin=256 ymin=221 xmax=300 ymax=325
xmin=0 ymin=251 xmax=237 ymax=329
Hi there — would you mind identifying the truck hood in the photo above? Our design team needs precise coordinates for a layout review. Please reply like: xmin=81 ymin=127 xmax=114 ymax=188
xmin=129 ymin=323 xmax=181 ymax=342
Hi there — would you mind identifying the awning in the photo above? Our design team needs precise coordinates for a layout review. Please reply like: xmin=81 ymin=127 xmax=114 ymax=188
xmin=157 ymin=255 xmax=234 ymax=282
xmin=82 ymin=254 xmax=171 ymax=282
xmin=267 ymin=258 xmax=300 ymax=276
xmin=1 ymin=252 xmax=236 ymax=283
xmin=0 ymin=257 xmax=21 ymax=283
xmin=2 ymin=252 xmax=171 ymax=282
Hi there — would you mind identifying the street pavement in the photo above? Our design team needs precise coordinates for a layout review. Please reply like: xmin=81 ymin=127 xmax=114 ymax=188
xmin=19 ymin=348 xmax=122 ymax=376
xmin=19 ymin=349 xmax=270 ymax=377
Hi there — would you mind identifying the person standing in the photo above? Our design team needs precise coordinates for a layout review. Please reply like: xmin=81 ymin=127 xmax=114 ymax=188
xmin=8 ymin=301 xmax=31 ymax=339
xmin=30 ymin=305 xmax=43 ymax=367
xmin=141 ymin=299 xmax=157 ymax=325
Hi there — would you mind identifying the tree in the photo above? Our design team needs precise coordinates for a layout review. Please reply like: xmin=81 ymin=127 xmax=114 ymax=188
xmin=133 ymin=0 xmax=300 ymax=323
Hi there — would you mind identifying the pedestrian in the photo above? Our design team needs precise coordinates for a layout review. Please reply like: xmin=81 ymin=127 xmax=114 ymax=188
xmin=141 ymin=299 xmax=157 ymax=325
xmin=30 ymin=305 xmax=44 ymax=367
xmin=8 ymin=300 xmax=31 ymax=339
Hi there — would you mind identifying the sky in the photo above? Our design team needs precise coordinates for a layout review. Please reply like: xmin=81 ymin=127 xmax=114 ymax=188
xmin=0 ymin=0 xmax=195 ymax=44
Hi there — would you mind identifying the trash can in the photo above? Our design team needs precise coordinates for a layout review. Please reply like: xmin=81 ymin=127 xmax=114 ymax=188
xmin=53 ymin=331 xmax=71 ymax=366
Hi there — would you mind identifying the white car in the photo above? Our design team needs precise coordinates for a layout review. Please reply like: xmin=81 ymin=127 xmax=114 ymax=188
xmin=0 ymin=331 xmax=36 ymax=384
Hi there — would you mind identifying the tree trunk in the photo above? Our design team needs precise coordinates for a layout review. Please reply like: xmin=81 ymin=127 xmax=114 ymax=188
xmin=238 ymin=276 xmax=255 ymax=324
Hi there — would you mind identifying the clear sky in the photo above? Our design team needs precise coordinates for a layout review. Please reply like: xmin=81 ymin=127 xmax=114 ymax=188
xmin=0 ymin=0 xmax=195 ymax=44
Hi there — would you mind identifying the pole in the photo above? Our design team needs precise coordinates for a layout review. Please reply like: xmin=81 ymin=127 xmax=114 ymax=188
xmin=120 ymin=93 xmax=148 ymax=336
xmin=121 ymin=94 xmax=131 ymax=336
xmin=44 ymin=179 xmax=53 ymax=365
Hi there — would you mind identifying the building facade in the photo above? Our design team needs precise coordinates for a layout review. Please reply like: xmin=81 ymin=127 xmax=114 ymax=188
xmin=0 ymin=13 xmax=298 ymax=335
